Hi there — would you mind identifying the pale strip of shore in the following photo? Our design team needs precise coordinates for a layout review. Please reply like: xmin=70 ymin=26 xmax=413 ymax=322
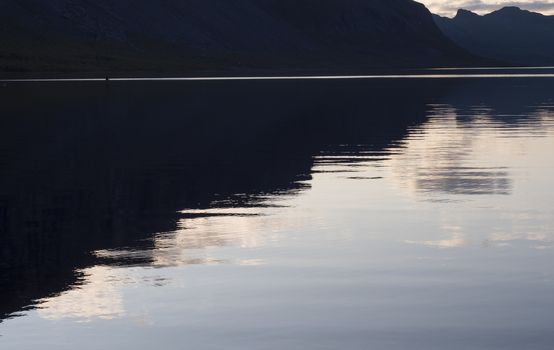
xmin=3 ymin=73 xmax=554 ymax=83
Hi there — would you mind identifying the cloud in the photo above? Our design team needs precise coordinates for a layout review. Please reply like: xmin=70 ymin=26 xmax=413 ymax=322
xmin=420 ymin=0 xmax=554 ymax=17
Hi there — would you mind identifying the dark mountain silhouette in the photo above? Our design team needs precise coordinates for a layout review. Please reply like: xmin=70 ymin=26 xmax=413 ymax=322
xmin=0 ymin=0 xmax=480 ymax=75
xmin=434 ymin=7 xmax=554 ymax=66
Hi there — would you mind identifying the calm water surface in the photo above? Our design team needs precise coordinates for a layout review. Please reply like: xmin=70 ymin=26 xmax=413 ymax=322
xmin=1 ymin=76 xmax=554 ymax=349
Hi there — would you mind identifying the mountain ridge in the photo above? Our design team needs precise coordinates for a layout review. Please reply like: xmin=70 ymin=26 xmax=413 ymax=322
xmin=434 ymin=6 xmax=554 ymax=66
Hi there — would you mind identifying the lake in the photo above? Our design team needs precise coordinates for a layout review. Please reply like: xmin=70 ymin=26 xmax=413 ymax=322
xmin=1 ymin=74 xmax=554 ymax=349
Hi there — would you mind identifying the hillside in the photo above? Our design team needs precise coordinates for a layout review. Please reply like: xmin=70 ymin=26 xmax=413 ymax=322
xmin=0 ymin=0 xmax=480 ymax=75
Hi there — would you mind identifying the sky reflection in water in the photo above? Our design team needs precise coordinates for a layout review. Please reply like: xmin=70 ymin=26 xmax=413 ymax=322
xmin=1 ymin=78 xmax=554 ymax=349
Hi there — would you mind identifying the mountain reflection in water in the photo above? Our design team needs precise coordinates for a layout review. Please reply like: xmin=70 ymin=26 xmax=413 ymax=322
xmin=1 ymin=77 xmax=554 ymax=349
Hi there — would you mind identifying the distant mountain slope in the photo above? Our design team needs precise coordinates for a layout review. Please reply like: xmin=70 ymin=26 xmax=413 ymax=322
xmin=0 ymin=0 xmax=480 ymax=75
xmin=434 ymin=7 xmax=554 ymax=66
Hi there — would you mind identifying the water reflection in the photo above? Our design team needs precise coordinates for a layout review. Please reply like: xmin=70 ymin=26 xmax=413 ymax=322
xmin=0 ymin=79 xmax=435 ymax=322
xmin=2 ymin=78 xmax=554 ymax=349
xmin=37 ymin=266 xmax=127 ymax=321
xmin=390 ymin=112 xmax=514 ymax=197
xmin=95 ymin=207 xmax=277 ymax=268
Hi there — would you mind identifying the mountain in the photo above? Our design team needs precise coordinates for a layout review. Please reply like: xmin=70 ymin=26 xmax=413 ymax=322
xmin=0 ymin=0 xmax=480 ymax=75
xmin=434 ymin=7 xmax=554 ymax=66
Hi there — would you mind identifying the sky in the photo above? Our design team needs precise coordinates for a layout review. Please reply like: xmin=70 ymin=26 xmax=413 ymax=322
xmin=420 ymin=0 xmax=554 ymax=16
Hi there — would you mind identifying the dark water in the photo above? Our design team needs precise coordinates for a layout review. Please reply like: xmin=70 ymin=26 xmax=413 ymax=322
xmin=1 ymin=76 xmax=554 ymax=349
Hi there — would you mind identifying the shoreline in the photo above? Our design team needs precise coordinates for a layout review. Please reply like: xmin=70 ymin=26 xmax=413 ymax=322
xmin=3 ymin=71 xmax=554 ymax=83
xmin=2 ymin=66 xmax=554 ymax=82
